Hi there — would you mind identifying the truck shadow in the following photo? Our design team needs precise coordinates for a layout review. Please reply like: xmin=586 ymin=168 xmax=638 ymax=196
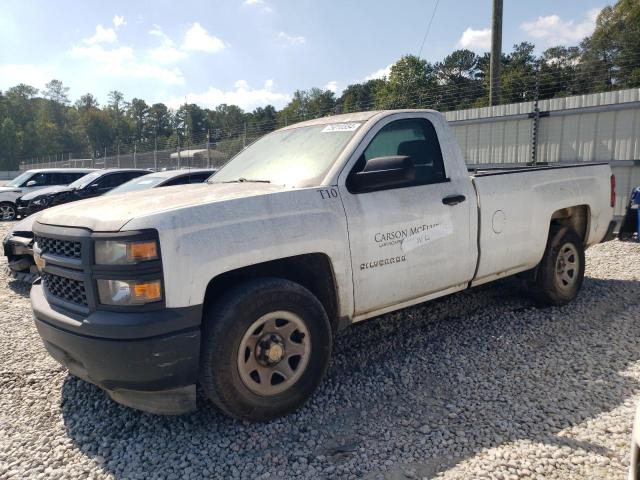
xmin=60 ymin=275 xmax=640 ymax=479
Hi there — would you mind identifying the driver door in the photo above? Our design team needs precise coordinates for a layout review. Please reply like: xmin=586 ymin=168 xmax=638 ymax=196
xmin=338 ymin=113 xmax=476 ymax=317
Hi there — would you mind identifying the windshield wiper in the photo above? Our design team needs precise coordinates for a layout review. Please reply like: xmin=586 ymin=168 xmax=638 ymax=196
xmin=222 ymin=178 xmax=271 ymax=183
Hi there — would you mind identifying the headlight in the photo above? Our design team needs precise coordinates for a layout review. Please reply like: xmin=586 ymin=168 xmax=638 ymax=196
xmin=32 ymin=196 xmax=52 ymax=207
xmin=97 ymin=279 xmax=162 ymax=305
xmin=95 ymin=239 xmax=159 ymax=265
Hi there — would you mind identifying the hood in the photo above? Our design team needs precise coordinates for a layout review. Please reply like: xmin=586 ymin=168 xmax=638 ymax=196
xmin=0 ymin=186 xmax=21 ymax=194
xmin=6 ymin=211 xmax=42 ymax=238
xmin=37 ymin=182 xmax=289 ymax=231
xmin=20 ymin=185 xmax=73 ymax=200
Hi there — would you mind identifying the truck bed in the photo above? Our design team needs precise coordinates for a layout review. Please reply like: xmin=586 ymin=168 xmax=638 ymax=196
xmin=468 ymin=161 xmax=612 ymax=287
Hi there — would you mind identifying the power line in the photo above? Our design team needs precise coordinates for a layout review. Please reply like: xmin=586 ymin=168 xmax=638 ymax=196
xmin=417 ymin=0 xmax=440 ymax=59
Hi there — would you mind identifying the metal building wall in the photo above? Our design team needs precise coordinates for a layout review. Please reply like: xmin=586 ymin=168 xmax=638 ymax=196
xmin=445 ymin=88 xmax=640 ymax=216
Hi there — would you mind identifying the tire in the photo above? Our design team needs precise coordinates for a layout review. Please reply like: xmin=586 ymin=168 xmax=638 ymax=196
xmin=0 ymin=202 xmax=17 ymax=221
xmin=199 ymin=277 xmax=332 ymax=421
xmin=528 ymin=226 xmax=585 ymax=307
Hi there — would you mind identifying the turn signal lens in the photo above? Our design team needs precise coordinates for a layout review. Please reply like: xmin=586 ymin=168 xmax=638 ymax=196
xmin=129 ymin=241 xmax=158 ymax=262
xmin=133 ymin=281 xmax=162 ymax=301
xmin=97 ymin=279 xmax=162 ymax=305
xmin=95 ymin=239 xmax=159 ymax=264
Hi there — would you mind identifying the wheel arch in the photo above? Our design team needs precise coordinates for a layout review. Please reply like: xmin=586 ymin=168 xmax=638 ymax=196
xmin=549 ymin=204 xmax=590 ymax=244
xmin=203 ymin=253 xmax=341 ymax=332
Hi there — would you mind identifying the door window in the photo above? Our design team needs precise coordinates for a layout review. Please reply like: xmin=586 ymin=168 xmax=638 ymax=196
xmin=348 ymin=118 xmax=446 ymax=191
xmin=26 ymin=172 xmax=49 ymax=186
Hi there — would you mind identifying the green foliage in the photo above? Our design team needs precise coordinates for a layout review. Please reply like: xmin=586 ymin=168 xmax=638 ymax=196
xmin=375 ymin=55 xmax=436 ymax=109
xmin=1 ymin=0 xmax=639 ymax=170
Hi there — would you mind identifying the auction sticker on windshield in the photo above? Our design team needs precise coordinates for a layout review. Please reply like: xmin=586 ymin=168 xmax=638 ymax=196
xmin=321 ymin=123 xmax=361 ymax=133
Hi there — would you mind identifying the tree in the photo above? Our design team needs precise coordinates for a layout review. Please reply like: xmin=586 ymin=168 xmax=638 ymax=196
xmin=44 ymin=79 xmax=70 ymax=106
xmin=107 ymin=90 xmax=131 ymax=141
xmin=0 ymin=118 xmax=18 ymax=169
xmin=580 ymin=1 xmax=640 ymax=89
xmin=539 ymin=46 xmax=581 ymax=98
xmin=249 ymin=105 xmax=277 ymax=135
xmin=375 ymin=55 xmax=437 ymax=109
xmin=75 ymin=93 xmax=99 ymax=112
xmin=148 ymin=103 xmax=173 ymax=139
xmin=436 ymin=49 xmax=483 ymax=109
xmin=501 ymin=42 xmax=537 ymax=103
xmin=339 ymin=79 xmax=384 ymax=113
xmin=84 ymin=109 xmax=115 ymax=153
xmin=128 ymin=98 xmax=150 ymax=140
xmin=278 ymin=88 xmax=335 ymax=125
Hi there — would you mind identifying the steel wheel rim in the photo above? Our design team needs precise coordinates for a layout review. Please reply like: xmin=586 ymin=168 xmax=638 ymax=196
xmin=0 ymin=205 xmax=15 ymax=221
xmin=237 ymin=310 xmax=311 ymax=396
xmin=555 ymin=243 xmax=579 ymax=291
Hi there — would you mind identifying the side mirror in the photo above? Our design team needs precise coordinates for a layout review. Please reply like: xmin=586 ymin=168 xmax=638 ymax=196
xmin=25 ymin=180 xmax=37 ymax=187
xmin=351 ymin=155 xmax=416 ymax=192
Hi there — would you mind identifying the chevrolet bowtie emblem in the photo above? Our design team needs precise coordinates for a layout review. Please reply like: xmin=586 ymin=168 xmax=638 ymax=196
xmin=33 ymin=244 xmax=45 ymax=271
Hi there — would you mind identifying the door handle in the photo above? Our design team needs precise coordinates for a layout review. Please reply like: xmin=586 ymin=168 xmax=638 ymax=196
xmin=442 ymin=194 xmax=466 ymax=206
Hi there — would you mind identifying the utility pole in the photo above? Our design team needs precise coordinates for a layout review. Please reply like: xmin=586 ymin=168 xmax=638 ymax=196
xmin=489 ymin=0 xmax=503 ymax=106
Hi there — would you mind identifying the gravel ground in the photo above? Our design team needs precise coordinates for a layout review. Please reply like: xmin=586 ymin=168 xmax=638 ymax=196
xmin=1 ymin=220 xmax=640 ymax=480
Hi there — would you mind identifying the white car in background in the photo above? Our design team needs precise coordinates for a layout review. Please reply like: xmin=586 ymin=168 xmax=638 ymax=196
xmin=0 ymin=168 xmax=96 ymax=220
xmin=3 ymin=168 xmax=216 ymax=281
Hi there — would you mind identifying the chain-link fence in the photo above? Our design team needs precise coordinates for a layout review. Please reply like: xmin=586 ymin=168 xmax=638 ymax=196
xmin=19 ymin=136 xmax=262 ymax=172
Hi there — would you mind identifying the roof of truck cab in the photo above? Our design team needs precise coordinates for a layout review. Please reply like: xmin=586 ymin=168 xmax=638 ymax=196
xmin=278 ymin=109 xmax=441 ymax=130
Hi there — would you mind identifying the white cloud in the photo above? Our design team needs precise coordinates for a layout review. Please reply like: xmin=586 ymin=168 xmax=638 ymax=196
xmin=0 ymin=64 xmax=53 ymax=90
xmin=113 ymin=15 xmax=126 ymax=29
xmin=69 ymin=44 xmax=185 ymax=85
xmin=457 ymin=27 xmax=492 ymax=51
xmin=278 ymin=31 xmax=305 ymax=45
xmin=147 ymin=25 xmax=188 ymax=64
xmin=82 ymin=24 xmax=118 ymax=45
xmin=324 ymin=81 xmax=338 ymax=93
xmin=365 ymin=64 xmax=392 ymax=81
xmin=244 ymin=0 xmax=263 ymax=4
xmin=521 ymin=8 xmax=601 ymax=46
xmin=182 ymin=22 xmax=226 ymax=53
xmin=168 ymin=80 xmax=290 ymax=110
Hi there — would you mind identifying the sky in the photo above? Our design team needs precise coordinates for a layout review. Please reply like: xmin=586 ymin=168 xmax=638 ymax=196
xmin=0 ymin=0 xmax=612 ymax=112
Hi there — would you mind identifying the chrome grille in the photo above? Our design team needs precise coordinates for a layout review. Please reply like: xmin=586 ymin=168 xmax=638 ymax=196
xmin=42 ymin=273 xmax=88 ymax=306
xmin=35 ymin=236 xmax=82 ymax=259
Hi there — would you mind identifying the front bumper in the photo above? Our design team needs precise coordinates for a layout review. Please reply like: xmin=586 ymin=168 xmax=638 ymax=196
xmin=17 ymin=204 xmax=42 ymax=217
xmin=31 ymin=284 xmax=202 ymax=414
xmin=3 ymin=236 xmax=37 ymax=282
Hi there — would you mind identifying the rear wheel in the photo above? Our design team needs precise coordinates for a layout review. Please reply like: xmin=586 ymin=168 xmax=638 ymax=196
xmin=199 ymin=277 xmax=332 ymax=421
xmin=0 ymin=202 xmax=16 ymax=221
xmin=528 ymin=227 xmax=585 ymax=306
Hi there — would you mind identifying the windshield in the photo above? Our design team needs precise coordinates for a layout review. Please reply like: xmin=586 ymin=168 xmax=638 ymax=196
xmin=69 ymin=171 xmax=103 ymax=189
xmin=210 ymin=123 xmax=361 ymax=187
xmin=6 ymin=171 xmax=34 ymax=188
xmin=106 ymin=175 xmax=165 ymax=195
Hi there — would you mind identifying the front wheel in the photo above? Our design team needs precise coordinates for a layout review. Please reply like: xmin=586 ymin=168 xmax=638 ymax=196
xmin=199 ymin=278 xmax=332 ymax=421
xmin=0 ymin=202 xmax=17 ymax=221
xmin=528 ymin=226 xmax=585 ymax=306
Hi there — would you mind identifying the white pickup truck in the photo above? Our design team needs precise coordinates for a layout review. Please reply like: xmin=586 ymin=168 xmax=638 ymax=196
xmin=30 ymin=110 xmax=616 ymax=421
